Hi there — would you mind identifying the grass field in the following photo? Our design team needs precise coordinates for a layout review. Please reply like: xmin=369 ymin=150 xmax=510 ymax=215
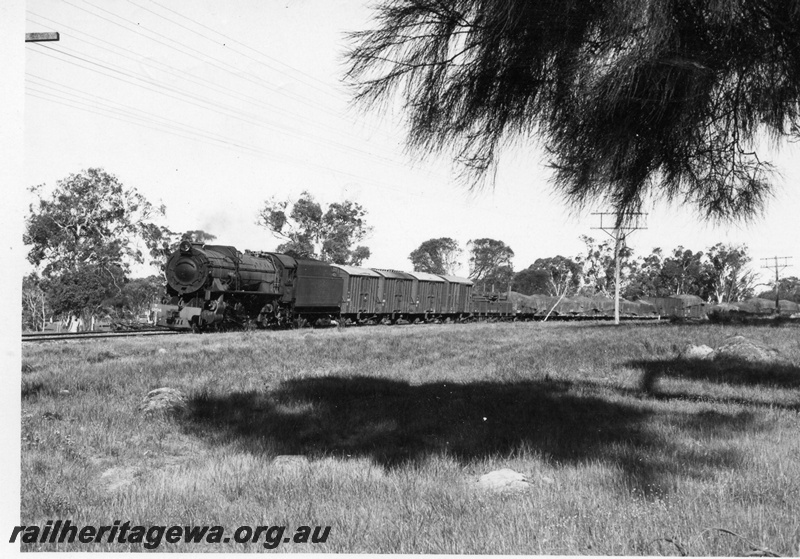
xmin=20 ymin=321 xmax=800 ymax=554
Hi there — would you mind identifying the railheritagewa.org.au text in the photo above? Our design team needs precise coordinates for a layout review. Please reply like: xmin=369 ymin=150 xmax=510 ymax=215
xmin=10 ymin=520 xmax=331 ymax=549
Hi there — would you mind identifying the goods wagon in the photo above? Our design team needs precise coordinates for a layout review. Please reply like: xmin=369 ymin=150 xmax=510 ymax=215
xmin=406 ymin=271 xmax=447 ymax=315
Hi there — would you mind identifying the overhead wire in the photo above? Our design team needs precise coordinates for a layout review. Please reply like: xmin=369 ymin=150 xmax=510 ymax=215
xmin=69 ymin=0 xmax=362 ymax=125
xmin=26 ymin=74 xmax=532 ymax=219
xmin=25 ymin=74 xmax=266 ymax=153
xmin=28 ymin=43 xmax=434 ymax=173
xmin=24 ymin=4 xmax=536 ymax=220
xmin=26 ymin=10 xmax=439 ymax=176
xmin=80 ymin=0 xmax=406 ymax=146
xmin=129 ymin=0 xmax=345 ymax=102
xmin=24 ymin=59 xmax=440 ymax=201
xmin=25 ymin=84 xmax=433 ymax=198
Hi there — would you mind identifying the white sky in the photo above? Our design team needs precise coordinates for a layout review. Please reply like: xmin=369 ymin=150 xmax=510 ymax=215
xmin=18 ymin=0 xmax=800 ymax=281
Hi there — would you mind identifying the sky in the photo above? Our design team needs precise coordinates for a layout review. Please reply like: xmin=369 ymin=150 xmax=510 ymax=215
xmin=17 ymin=0 xmax=800 ymax=282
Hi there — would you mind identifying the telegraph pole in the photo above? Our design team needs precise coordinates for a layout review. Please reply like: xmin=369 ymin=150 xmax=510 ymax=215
xmin=591 ymin=212 xmax=647 ymax=325
xmin=760 ymin=256 xmax=792 ymax=314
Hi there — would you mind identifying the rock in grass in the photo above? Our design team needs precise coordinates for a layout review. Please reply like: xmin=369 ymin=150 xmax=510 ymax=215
xmin=477 ymin=468 xmax=530 ymax=492
xmin=709 ymin=336 xmax=785 ymax=363
xmin=139 ymin=387 xmax=188 ymax=418
xmin=680 ymin=344 xmax=714 ymax=360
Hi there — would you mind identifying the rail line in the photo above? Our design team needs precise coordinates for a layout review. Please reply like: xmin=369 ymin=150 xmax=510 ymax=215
xmin=22 ymin=329 xmax=180 ymax=343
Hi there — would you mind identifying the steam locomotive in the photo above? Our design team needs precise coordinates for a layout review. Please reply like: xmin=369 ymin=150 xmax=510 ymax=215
xmin=156 ymin=241 xmax=509 ymax=331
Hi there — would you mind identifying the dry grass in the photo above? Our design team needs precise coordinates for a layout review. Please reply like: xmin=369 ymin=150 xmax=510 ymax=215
xmin=20 ymin=321 xmax=800 ymax=553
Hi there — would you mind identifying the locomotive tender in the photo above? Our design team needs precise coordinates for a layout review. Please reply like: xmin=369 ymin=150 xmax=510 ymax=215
xmin=156 ymin=241 xmax=508 ymax=331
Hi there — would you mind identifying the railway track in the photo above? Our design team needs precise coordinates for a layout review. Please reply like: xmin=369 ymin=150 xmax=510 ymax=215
xmin=22 ymin=328 xmax=180 ymax=343
xmin=22 ymin=315 xmax=672 ymax=343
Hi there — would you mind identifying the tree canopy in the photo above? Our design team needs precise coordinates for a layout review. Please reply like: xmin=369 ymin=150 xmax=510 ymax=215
xmin=517 ymin=256 xmax=582 ymax=297
xmin=467 ymin=238 xmax=514 ymax=290
xmin=757 ymin=276 xmax=800 ymax=303
xmin=257 ymin=191 xmax=372 ymax=265
xmin=25 ymin=168 xmax=166 ymax=280
xmin=705 ymin=243 xmax=756 ymax=303
xmin=512 ymin=238 xmax=757 ymax=302
xmin=575 ymin=235 xmax=635 ymax=296
xmin=24 ymin=169 xmax=169 ymax=317
xmin=409 ymin=237 xmax=462 ymax=275
xmin=347 ymin=0 xmax=800 ymax=220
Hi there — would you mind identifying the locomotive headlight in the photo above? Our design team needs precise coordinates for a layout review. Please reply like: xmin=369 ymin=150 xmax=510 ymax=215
xmin=179 ymin=240 xmax=192 ymax=254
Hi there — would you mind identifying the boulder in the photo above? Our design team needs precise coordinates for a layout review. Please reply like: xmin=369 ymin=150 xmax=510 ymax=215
xmin=708 ymin=336 xmax=785 ymax=363
xmin=139 ymin=387 xmax=188 ymax=418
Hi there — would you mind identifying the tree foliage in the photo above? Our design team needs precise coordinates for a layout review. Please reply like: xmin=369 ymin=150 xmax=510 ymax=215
xmin=513 ymin=236 xmax=757 ymax=302
xmin=21 ymin=273 xmax=49 ymax=332
xmin=705 ymin=243 xmax=756 ymax=303
xmin=467 ymin=238 xmax=514 ymax=289
xmin=25 ymin=168 xmax=167 ymax=279
xmin=347 ymin=0 xmax=800 ymax=220
xmin=575 ymin=235 xmax=634 ymax=296
xmin=757 ymin=276 xmax=800 ymax=303
xmin=510 ymin=268 xmax=549 ymax=296
xmin=42 ymin=264 xmax=126 ymax=318
xmin=24 ymin=169 xmax=169 ymax=317
xmin=409 ymin=237 xmax=462 ymax=275
xmin=627 ymin=247 xmax=710 ymax=298
xmin=518 ymin=256 xmax=582 ymax=297
xmin=257 ymin=191 xmax=372 ymax=265
xmin=108 ymin=275 xmax=165 ymax=319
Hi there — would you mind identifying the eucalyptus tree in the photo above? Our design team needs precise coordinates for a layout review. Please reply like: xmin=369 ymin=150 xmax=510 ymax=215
xmin=257 ymin=191 xmax=372 ymax=266
xmin=467 ymin=238 xmax=514 ymax=291
xmin=409 ymin=237 xmax=462 ymax=275
xmin=24 ymin=168 xmax=168 ymax=318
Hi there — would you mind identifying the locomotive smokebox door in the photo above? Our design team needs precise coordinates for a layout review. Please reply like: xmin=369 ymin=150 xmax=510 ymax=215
xmin=166 ymin=250 xmax=209 ymax=293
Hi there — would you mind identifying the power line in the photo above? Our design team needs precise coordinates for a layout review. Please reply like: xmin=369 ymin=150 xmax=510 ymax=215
xmin=24 ymin=77 xmax=438 ymax=202
xmin=25 ymin=86 xmax=268 ymax=157
xmin=24 ymin=4 xmax=541 ymax=222
xmin=26 ymin=12 xmax=435 ymax=175
xmin=27 ymin=10 xmax=353 ymax=138
xmin=27 ymin=44 xmax=426 ymax=171
xmin=67 ymin=0 xmax=353 ymax=124
xmin=69 ymin=0 xmax=405 ymax=145
xmin=27 ymin=82 xmax=537 ymax=222
xmin=128 ymin=0 xmax=344 ymax=102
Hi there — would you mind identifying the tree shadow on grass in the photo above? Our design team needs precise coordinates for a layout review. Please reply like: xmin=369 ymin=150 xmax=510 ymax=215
xmin=631 ymin=357 xmax=800 ymax=391
xmin=181 ymin=376 xmax=764 ymax=496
